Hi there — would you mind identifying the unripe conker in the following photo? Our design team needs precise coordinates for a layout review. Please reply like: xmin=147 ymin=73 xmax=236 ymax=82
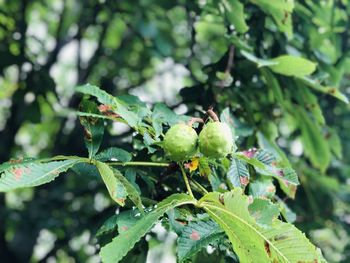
xmin=199 ymin=122 xmax=234 ymax=158
xmin=163 ymin=123 xmax=198 ymax=161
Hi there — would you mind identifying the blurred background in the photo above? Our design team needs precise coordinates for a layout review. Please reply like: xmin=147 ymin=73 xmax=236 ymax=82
xmin=0 ymin=0 xmax=350 ymax=262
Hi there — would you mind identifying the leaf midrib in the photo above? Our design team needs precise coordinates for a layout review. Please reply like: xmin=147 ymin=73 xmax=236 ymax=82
xmin=203 ymin=203 xmax=290 ymax=263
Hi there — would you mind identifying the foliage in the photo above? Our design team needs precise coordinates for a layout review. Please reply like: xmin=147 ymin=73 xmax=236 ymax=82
xmin=1 ymin=0 xmax=350 ymax=262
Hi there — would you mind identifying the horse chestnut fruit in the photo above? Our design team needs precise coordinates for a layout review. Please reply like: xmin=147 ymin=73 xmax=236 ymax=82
xmin=199 ymin=122 xmax=234 ymax=158
xmin=163 ymin=123 xmax=198 ymax=161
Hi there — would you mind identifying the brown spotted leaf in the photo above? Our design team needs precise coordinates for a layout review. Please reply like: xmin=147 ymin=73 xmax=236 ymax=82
xmin=0 ymin=158 xmax=81 ymax=192
xmin=95 ymin=161 xmax=127 ymax=206
xmin=177 ymin=219 xmax=224 ymax=262
xmin=199 ymin=188 xmax=326 ymax=263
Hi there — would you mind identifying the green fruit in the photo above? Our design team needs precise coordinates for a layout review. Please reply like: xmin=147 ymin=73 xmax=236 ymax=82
xmin=163 ymin=123 xmax=198 ymax=161
xmin=199 ymin=122 xmax=234 ymax=158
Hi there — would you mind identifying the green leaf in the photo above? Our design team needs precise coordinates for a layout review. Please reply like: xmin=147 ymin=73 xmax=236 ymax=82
xmin=294 ymin=107 xmax=331 ymax=172
xmin=177 ymin=220 xmax=224 ymax=262
xmin=254 ymin=149 xmax=276 ymax=166
xmin=76 ymin=83 xmax=116 ymax=106
xmin=221 ymin=0 xmax=249 ymax=33
xmin=198 ymin=157 xmax=211 ymax=177
xmin=249 ymin=179 xmax=276 ymax=199
xmin=100 ymin=193 xmax=196 ymax=263
xmin=248 ymin=199 xmax=280 ymax=227
xmin=113 ymin=168 xmax=144 ymax=213
xmin=96 ymin=214 xmax=119 ymax=237
xmin=299 ymin=77 xmax=349 ymax=104
xmin=234 ymin=150 xmax=299 ymax=198
xmin=256 ymin=132 xmax=291 ymax=167
xmin=115 ymin=209 xmax=141 ymax=233
xmin=151 ymin=103 xmax=189 ymax=137
xmin=294 ymin=82 xmax=325 ymax=125
xmin=0 ymin=158 xmax=81 ymax=192
xmin=241 ymin=50 xmax=278 ymax=67
xmin=95 ymin=147 xmax=132 ymax=162
xmin=96 ymin=210 xmax=141 ymax=237
xmin=268 ymin=55 xmax=317 ymax=77
xmin=219 ymin=108 xmax=235 ymax=138
xmin=79 ymin=100 xmax=104 ymax=158
xmin=276 ymin=196 xmax=296 ymax=223
xmin=250 ymin=0 xmax=294 ymax=38
xmin=95 ymin=161 xmax=127 ymax=206
xmin=75 ymin=84 xmax=141 ymax=128
xmin=118 ymin=95 xmax=151 ymax=120
xmin=199 ymin=189 xmax=326 ymax=263
xmin=227 ymin=158 xmax=249 ymax=188
xmin=243 ymin=53 xmax=317 ymax=78
xmin=327 ymin=128 xmax=342 ymax=159
xmin=260 ymin=68 xmax=284 ymax=105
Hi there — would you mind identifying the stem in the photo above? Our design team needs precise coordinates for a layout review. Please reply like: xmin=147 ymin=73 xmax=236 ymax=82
xmin=188 ymin=117 xmax=204 ymax=127
xmin=180 ymin=165 xmax=194 ymax=198
xmin=207 ymin=109 xmax=219 ymax=122
xmin=108 ymin=161 xmax=170 ymax=167
xmin=191 ymin=179 xmax=209 ymax=194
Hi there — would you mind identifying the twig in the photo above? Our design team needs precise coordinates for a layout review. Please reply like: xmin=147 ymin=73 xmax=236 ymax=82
xmin=187 ymin=117 xmax=204 ymax=127
xmin=180 ymin=165 xmax=194 ymax=198
xmin=108 ymin=161 xmax=170 ymax=167
xmin=207 ymin=109 xmax=219 ymax=122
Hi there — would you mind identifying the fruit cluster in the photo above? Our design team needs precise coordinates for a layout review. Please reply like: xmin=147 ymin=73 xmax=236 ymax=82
xmin=163 ymin=111 xmax=235 ymax=161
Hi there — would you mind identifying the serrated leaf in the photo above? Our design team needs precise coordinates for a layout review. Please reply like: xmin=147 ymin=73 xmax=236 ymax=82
xmin=151 ymin=103 xmax=189 ymax=138
xmin=95 ymin=161 xmax=127 ymax=206
xmin=0 ymin=159 xmax=81 ymax=192
xmin=199 ymin=189 xmax=326 ymax=263
xmin=227 ymin=158 xmax=249 ymax=188
xmin=113 ymin=168 xmax=143 ymax=213
xmin=254 ymin=149 xmax=276 ymax=166
xmin=79 ymin=100 xmax=104 ymax=158
xmin=118 ymin=95 xmax=151 ymax=120
xmin=269 ymin=55 xmax=316 ymax=77
xmin=100 ymin=193 xmax=196 ymax=263
xmin=95 ymin=147 xmax=132 ymax=162
xmin=257 ymin=132 xmax=291 ymax=167
xmin=248 ymin=199 xmax=280 ymax=227
xmin=221 ymin=0 xmax=249 ymax=33
xmin=177 ymin=220 xmax=224 ymax=262
xmin=75 ymin=84 xmax=141 ymax=128
xmin=76 ymin=84 xmax=116 ymax=105
xmin=234 ymin=151 xmax=299 ymax=198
